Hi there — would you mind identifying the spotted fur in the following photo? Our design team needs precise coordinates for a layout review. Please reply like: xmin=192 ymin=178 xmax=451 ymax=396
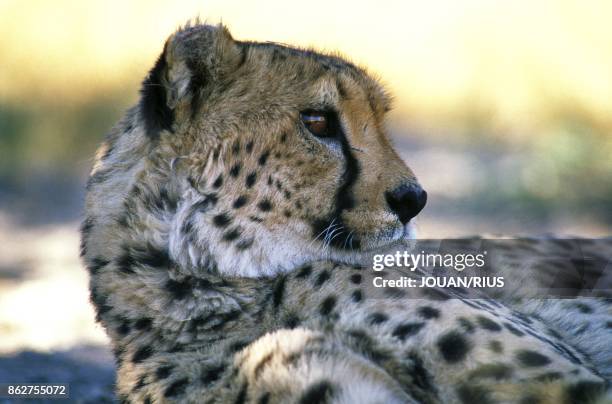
xmin=82 ymin=22 xmax=611 ymax=403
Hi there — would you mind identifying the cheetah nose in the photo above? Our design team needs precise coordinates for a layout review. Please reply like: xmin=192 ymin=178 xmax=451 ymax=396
xmin=385 ymin=183 xmax=427 ymax=225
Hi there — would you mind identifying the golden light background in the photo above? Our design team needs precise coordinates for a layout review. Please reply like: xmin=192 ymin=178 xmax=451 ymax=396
xmin=3 ymin=0 xmax=612 ymax=132
xmin=0 ymin=0 xmax=611 ymax=354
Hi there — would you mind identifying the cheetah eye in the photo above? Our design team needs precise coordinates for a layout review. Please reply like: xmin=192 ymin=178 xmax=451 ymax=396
xmin=300 ymin=110 xmax=336 ymax=138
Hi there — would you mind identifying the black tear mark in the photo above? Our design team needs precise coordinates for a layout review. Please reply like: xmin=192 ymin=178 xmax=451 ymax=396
xmin=310 ymin=111 xmax=361 ymax=250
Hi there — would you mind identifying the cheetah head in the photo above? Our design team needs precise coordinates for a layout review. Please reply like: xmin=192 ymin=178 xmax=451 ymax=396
xmin=87 ymin=23 xmax=426 ymax=277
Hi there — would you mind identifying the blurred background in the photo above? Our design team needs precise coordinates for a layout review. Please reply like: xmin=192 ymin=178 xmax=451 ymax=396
xmin=0 ymin=0 xmax=610 ymax=398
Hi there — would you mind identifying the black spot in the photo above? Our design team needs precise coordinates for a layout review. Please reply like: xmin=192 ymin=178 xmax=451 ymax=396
xmin=257 ymin=200 xmax=273 ymax=212
xmin=468 ymin=363 xmax=513 ymax=380
xmin=573 ymin=302 xmax=593 ymax=313
xmin=223 ymin=228 xmax=241 ymax=242
xmin=280 ymin=133 xmax=287 ymax=143
xmin=258 ymin=151 xmax=270 ymax=166
xmin=245 ymin=141 xmax=254 ymax=153
xmin=245 ymin=172 xmax=257 ymax=188
xmin=458 ymin=317 xmax=475 ymax=333
xmin=437 ymin=331 xmax=471 ymax=363
xmin=258 ymin=393 xmax=270 ymax=404
xmin=272 ymin=275 xmax=287 ymax=309
xmin=90 ymin=287 xmax=112 ymax=319
xmin=476 ymin=315 xmax=502 ymax=332
xmin=515 ymin=350 xmax=551 ymax=367
xmin=116 ymin=320 xmax=131 ymax=336
xmin=164 ymin=378 xmax=189 ymax=397
xmin=351 ymin=289 xmax=363 ymax=303
xmin=201 ymin=363 xmax=225 ymax=385
xmin=488 ymin=340 xmax=503 ymax=353
xmin=565 ymin=381 xmax=606 ymax=403
xmin=132 ymin=346 xmax=153 ymax=363
xmin=233 ymin=195 xmax=248 ymax=209
xmin=230 ymin=164 xmax=242 ymax=177
xmin=235 ymin=382 xmax=248 ymax=404
xmin=135 ymin=244 xmax=172 ymax=269
xmin=295 ymin=265 xmax=312 ymax=278
xmin=392 ymin=322 xmax=425 ymax=341
xmin=534 ymin=371 xmax=563 ymax=382
xmin=319 ymin=296 xmax=337 ymax=316
xmin=298 ymin=380 xmax=336 ymax=404
xmin=213 ymin=213 xmax=232 ymax=227
xmin=155 ymin=365 xmax=174 ymax=380
xmin=232 ymin=140 xmax=241 ymax=155
xmin=345 ymin=329 xmax=391 ymax=363
xmin=405 ymin=351 xmax=436 ymax=395
xmin=134 ymin=375 xmax=148 ymax=390
xmin=213 ymin=175 xmax=223 ymax=188
xmin=283 ymin=210 xmax=292 ymax=218
xmin=87 ymin=257 xmax=110 ymax=274
xmin=418 ymin=306 xmax=440 ymax=319
xmin=116 ymin=248 xmax=136 ymax=274
xmin=284 ymin=313 xmax=301 ymax=329
xmin=504 ymin=322 xmax=525 ymax=337
xmin=284 ymin=190 xmax=291 ymax=199
xmin=456 ymin=384 xmax=492 ymax=404
xmin=134 ymin=317 xmax=153 ymax=331
xmin=314 ymin=270 xmax=330 ymax=288
xmin=140 ymin=45 xmax=174 ymax=140
xmin=165 ymin=278 xmax=193 ymax=299
xmin=350 ymin=273 xmax=362 ymax=284
xmin=368 ymin=312 xmax=388 ymax=325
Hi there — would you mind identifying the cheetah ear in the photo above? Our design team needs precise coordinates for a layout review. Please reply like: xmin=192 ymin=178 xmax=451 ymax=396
xmin=139 ymin=24 xmax=243 ymax=140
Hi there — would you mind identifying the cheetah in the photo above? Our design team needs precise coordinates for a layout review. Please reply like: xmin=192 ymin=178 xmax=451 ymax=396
xmin=81 ymin=22 xmax=612 ymax=403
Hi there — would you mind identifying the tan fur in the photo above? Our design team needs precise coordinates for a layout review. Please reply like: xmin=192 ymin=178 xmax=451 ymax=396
xmin=81 ymin=23 xmax=611 ymax=403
